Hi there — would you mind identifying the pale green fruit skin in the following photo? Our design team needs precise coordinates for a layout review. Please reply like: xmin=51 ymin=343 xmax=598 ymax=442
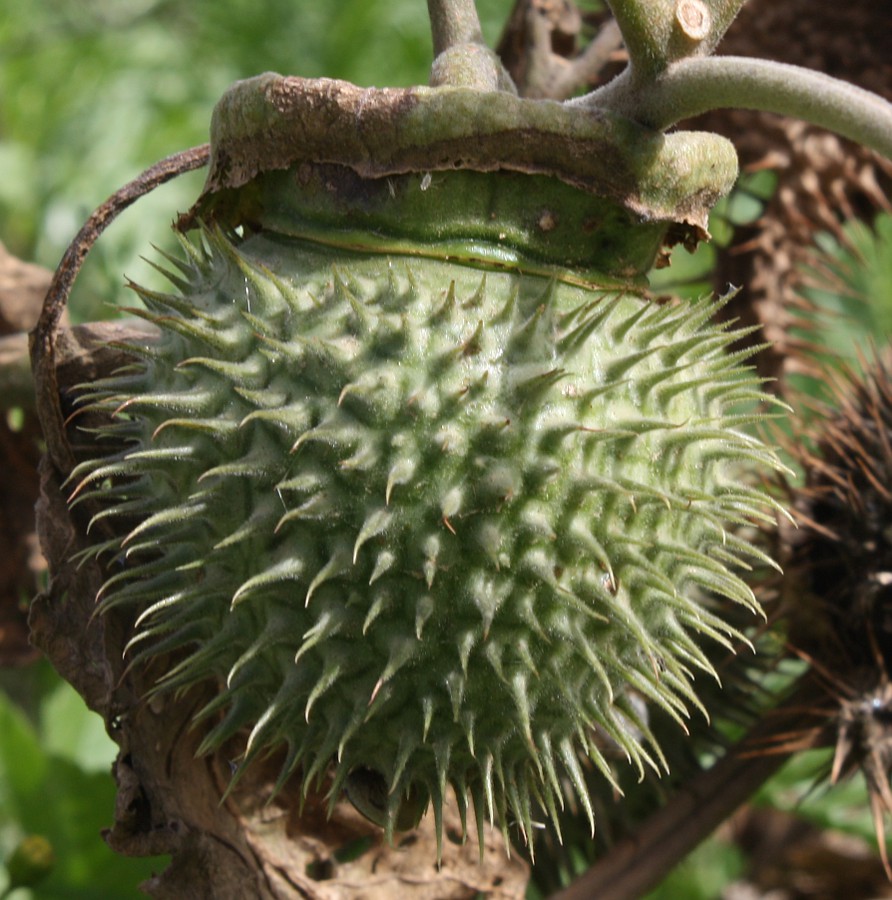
xmin=72 ymin=225 xmax=780 ymax=846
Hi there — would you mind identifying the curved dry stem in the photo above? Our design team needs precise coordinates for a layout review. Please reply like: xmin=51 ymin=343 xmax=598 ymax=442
xmin=581 ymin=56 xmax=892 ymax=161
xmin=30 ymin=144 xmax=209 ymax=475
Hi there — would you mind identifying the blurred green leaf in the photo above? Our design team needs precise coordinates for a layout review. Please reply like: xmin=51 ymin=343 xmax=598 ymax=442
xmin=796 ymin=212 xmax=892 ymax=353
xmin=4 ymin=835 xmax=55 ymax=893
xmin=752 ymin=748 xmax=878 ymax=847
xmin=39 ymin=680 xmax=117 ymax=775
xmin=643 ymin=832 xmax=746 ymax=900
xmin=0 ymin=690 xmax=163 ymax=899
xmin=648 ymin=240 xmax=717 ymax=300
xmin=648 ymin=169 xmax=778 ymax=298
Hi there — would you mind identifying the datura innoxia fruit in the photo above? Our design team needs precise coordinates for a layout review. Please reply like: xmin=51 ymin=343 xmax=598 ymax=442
xmin=69 ymin=75 xmax=784 ymax=851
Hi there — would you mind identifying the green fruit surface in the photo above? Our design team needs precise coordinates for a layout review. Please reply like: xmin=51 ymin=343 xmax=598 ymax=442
xmin=72 ymin=225 xmax=781 ymax=847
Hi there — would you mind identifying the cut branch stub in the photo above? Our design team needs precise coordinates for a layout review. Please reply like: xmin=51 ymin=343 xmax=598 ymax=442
xmin=604 ymin=0 xmax=747 ymax=81
xmin=184 ymin=73 xmax=738 ymax=274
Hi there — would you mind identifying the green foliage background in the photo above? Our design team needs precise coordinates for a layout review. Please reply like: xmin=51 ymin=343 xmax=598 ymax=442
xmin=1 ymin=1 xmax=888 ymax=897
xmin=0 ymin=0 xmax=511 ymax=325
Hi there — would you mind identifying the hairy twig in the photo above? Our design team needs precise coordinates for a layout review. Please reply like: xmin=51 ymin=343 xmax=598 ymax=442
xmin=603 ymin=0 xmax=747 ymax=80
xmin=583 ymin=55 xmax=892 ymax=159
xmin=427 ymin=0 xmax=514 ymax=90
xmin=427 ymin=0 xmax=485 ymax=55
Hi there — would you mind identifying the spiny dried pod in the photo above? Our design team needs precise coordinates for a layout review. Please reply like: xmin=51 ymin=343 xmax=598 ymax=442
xmin=787 ymin=353 xmax=892 ymax=669
xmin=65 ymin=74 xmax=786 ymax=855
xmin=786 ymin=354 xmax=892 ymax=873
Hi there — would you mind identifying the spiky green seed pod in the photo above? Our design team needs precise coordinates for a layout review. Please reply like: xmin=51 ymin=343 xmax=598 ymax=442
xmin=69 ymin=76 xmax=783 ymax=853
xmin=71 ymin=222 xmax=781 ymax=847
